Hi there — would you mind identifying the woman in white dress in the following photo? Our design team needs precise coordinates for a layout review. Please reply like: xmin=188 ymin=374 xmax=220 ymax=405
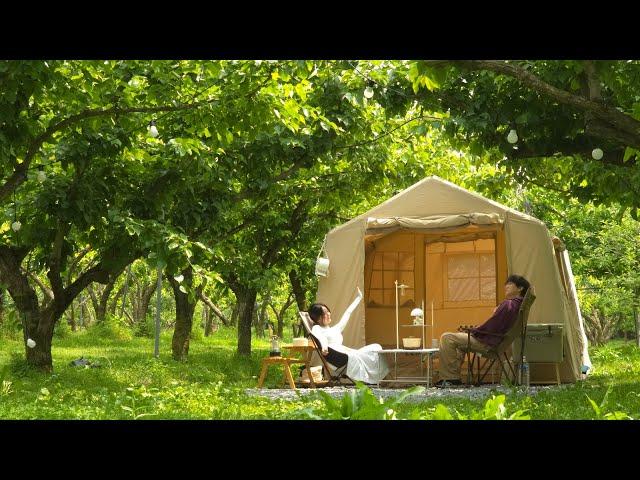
xmin=309 ymin=289 xmax=389 ymax=384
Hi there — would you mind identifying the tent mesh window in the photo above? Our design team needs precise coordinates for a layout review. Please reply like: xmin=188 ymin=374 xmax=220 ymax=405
xmin=368 ymin=252 xmax=414 ymax=307
xmin=444 ymin=240 xmax=496 ymax=304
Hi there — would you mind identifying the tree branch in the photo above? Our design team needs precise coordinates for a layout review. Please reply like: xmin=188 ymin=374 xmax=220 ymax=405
xmin=0 ymin=100 xmax=218 ymax=203
xmin=446 ymin=60 xmax=640 ymax=149
xmin=197 ymin=290 xmax=230 ymax=326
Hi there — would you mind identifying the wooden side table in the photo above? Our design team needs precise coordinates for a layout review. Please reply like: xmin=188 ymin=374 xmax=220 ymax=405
xmin=256 ymin=356 xmax=305 ymax=390
xmin=282 ymin=344 xmax=328 ymax=388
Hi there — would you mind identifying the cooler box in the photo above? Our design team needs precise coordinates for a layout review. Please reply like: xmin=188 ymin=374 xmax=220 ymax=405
xmin=513 ymin=323 xmax=564 ymax=363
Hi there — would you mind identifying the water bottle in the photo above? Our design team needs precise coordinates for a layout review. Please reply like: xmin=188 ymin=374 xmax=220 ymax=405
xmin=520 ymin=356 xmax=530 ymax=389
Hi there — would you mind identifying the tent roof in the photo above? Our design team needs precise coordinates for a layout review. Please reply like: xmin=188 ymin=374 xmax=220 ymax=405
xmin=328 ymin=176 xmax=543 ymax=236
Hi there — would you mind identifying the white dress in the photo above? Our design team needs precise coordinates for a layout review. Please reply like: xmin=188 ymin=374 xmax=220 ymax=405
xmin=311 ymin=295 xmax=389 ymax=384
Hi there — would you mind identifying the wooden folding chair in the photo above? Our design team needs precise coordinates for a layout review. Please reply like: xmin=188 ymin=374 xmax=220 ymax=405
xmin=463 ymin=287 xmax=537 ymax=386
xmin=298 ymin=311 xmax=355 ymax=387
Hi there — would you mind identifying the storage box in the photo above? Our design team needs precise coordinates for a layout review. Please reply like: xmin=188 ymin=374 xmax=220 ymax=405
xmin=513 ymin=323 xmax=564 ymax=363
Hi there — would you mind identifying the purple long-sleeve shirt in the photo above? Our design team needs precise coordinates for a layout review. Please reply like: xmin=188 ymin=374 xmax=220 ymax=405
xmin=471 ymin=296 xmax=523 ymax=347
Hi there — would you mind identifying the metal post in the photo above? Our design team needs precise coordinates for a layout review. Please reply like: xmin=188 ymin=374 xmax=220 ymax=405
xmin=395 ymin=280 xmax=399 ymax=349
xmin=154 ymin=265 xmax=162 ymax=358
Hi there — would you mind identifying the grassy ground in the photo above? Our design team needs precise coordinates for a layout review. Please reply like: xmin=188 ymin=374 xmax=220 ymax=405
xmin=1 ymin=325 xmax=638 ymax=419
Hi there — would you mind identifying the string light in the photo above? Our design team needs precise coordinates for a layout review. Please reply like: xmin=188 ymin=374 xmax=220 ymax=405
xmin=364 ymin=86 xmax=374 ymax=99
xmin=592 ymin=148 xmax=603 ymax=160
xmin=507 ymin=129 xmax=519 ymax=144
xmin=11 ymin=191 xmax=20 ymax=231
xmin=36 ymin=166 xmax=46 ymax=183
xmin=27 ymin=338 xmax=36 ymax=348
xmin=148 ymin=120 xmax=159 ymax=138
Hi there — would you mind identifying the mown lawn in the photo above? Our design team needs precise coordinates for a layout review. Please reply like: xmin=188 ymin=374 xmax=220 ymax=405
xmin=1 ymin=325 xmax=638 ymax=420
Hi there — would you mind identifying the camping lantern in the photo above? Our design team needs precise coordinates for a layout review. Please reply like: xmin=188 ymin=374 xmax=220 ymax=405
xmin=315 ymin=257 xmax=330 ymax=277
xmin=269 ymin=335 xmax=281 ymax=357
xmin=315 ymin=238 xmax=330 ymax=277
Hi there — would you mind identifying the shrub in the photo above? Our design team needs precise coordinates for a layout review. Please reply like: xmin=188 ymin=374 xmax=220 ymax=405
xmin=92 ymin=315 xmax=133 ymax=341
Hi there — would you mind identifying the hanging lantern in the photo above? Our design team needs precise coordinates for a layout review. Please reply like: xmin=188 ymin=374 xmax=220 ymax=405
xmin=315 ymin=257 xmax=330 ymax=277
xmin=592 ymin=148 xmax=603 ymax=160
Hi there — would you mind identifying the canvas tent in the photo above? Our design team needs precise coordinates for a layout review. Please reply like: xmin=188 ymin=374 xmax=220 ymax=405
xmin=315 ymin=176 xmax=591 ymax=383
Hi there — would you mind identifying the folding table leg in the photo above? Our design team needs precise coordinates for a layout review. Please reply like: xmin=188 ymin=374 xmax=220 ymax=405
xmin=284 ymin=362 xmax=297 ymax=390
xmin=256 ymin=362 xmax=269 ymax=388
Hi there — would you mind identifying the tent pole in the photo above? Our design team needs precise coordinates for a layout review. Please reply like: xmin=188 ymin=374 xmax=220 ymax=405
xmin=395 ymin=280 xmax=399 ymax=349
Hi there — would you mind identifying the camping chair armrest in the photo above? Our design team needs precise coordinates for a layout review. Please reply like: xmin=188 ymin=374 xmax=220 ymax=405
xmin=458 ymin=326 xmax=504 ymax=338
xmin=472 ymin=330 xmax=505 ymax=338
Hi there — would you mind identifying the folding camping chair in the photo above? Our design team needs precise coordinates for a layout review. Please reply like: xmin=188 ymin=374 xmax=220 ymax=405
xmin=298 ymin=311 xmax=355 ymax=386
xmin=463 ymin=287 xmax=536 ymax=385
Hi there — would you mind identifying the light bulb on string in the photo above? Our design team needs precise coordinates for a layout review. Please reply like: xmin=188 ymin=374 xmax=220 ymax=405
xmin=11 ymin=221 xmax=21 ymax=232
xmin=148 ymin=120 xmax=159 ymax=138
xmin=364 ymin=86 xmax=374 ymax=99
xmin=592 ymin=148 xmax=603 ymax=160
xmin=507 ymin=129 xmax=519 ymax=144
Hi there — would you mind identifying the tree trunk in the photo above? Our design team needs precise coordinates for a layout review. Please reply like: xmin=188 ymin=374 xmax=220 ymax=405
xmin=133 ymin=281 xmax=157 ymax=325
xmin=96 ymin=276 xmax=117 ymax=323
xmin=634 ymin=302 xmax=640 ymax=348
xmin=261 ymin=298 xmax=272 ymax=338
xmin=289 ymin=270 xmax=307 ymax=337
xmin=25 ymin=309 xmax=56 ymax=372
xmin=254 ymin=296 xmax=270 ymax=339
xmin=109 ymin=283 xmax=125 ymax=315
xmin=0 ymin=247 xmax=52 ymax=371
xmin=289 ymin=269 xmax=307 ymax=312
xmin=0 ymin=288 xmax=4 ymax=325
xmin=230 ymin=302 xmax=239 ymax=326
xmin=203 ymin=304 xmax=219 ymax=336
xmin=68 ymin=301 xmax=77 ymax=332
xmin=233 ymin=286 xmax=257 ymax=356
xmin=168 ymin=266 xmax=199 ymax=361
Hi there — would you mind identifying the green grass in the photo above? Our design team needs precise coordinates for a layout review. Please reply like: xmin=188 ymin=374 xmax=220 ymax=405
xmin=0 ymin=326 xmax=311 ymax=419
xmin=392 ymin=339 xmax=640 ymax=420
xmin=1 ymin=328 xmax=639 ymax=419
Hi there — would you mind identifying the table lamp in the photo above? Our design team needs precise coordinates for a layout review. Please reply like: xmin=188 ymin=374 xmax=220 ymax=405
xmin=410 ymin=308 xmax=424 ymax=325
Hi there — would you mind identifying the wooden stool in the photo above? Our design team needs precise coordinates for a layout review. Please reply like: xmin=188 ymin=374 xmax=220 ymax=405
xmin=256 ymin=356 xmax=305 ymax=389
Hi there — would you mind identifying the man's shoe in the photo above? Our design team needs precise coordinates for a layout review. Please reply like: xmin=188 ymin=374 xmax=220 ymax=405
xmin=434 ymin=379 xmax=462 ymax=388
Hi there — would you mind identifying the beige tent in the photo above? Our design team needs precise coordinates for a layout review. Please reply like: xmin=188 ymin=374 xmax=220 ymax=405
xmin=316 ymin=176 xmax=590 ymax=383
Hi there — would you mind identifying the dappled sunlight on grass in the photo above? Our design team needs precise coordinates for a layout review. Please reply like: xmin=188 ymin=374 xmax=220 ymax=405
xmin=1 ymin=332 xmax=639 ymax=419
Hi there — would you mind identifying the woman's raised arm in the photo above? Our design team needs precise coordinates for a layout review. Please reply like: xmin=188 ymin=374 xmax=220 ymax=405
xmin=335 ymin=289 xmax=363 ymax=333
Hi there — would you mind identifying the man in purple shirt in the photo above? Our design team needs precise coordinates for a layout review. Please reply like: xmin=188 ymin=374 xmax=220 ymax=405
xmin=434 ymin=274 xmax=531 ymax=388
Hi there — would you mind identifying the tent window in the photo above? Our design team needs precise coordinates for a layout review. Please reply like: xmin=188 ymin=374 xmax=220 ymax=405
xmin=368 ymin=252 xmax=414 ymax=307
xmin=445 ymin=252 xmax=496 ymax=303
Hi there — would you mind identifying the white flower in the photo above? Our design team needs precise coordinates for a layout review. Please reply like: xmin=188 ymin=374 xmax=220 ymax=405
xmin=27 ymin=338 xmax=36 ymax=348
xmin=11 ymin=221 xmax=21 ymax=232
